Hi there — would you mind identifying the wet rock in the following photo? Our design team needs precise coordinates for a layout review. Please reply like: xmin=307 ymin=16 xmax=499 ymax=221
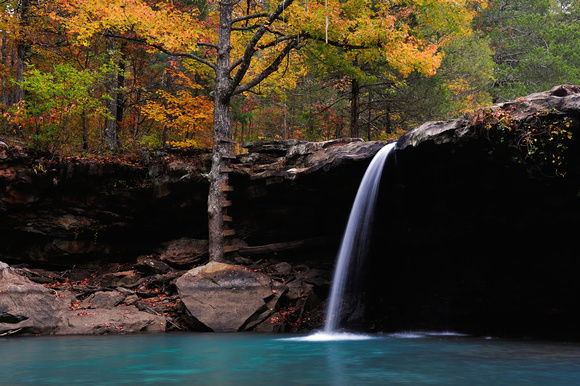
xmin=175 ymin=262 xmax=287 ymax=332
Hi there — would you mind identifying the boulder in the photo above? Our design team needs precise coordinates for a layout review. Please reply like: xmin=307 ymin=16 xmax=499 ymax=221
xmin=175 ymin=262 xmax=287 ymax=332
xmin=159 ymin=238 xmax=209 ymax=266
xmin=0 ymin=261 xmax=66 ymax=335
xmin=56 ymin=306 xmax=166 ymax=335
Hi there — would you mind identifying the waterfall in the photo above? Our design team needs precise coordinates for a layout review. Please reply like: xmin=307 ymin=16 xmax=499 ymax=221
xmin=324 ymin=142 xmax=396 ymax=333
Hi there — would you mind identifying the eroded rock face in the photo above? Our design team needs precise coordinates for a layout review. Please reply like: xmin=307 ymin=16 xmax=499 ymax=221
xmin=360 ymin=85 xmax=580 ymax=338
xmin=0 ymin=150 xmax=210 ymax=266
xmin=175 ymin=262 xmax=287 ymax=332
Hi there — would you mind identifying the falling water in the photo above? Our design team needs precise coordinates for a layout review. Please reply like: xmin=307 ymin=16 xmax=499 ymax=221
xmin=324 ymin=142 xmax=396 ymax=333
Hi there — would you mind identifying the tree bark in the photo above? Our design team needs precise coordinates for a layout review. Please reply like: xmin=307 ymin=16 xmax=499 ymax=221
xmin=349 ymin=77 xmax=361 ymax=138
xmin=116 ymin=48 xmax=125 ymax=127
xmin=81 ymin=111 xmax=88 ymax=151
xmin=13 ymin=0 xmax=33 ymax=106
xmin=104 ymin=36 xmax=119 ymax=151
xmin=207 ymin=0 xmax=298 ymax=262
xmin=14 ymin=56 xmax=24 ymax=105
xmin=208 ymin=0 xmax=235 ymax=262
xmin=1 ymin=32 xmax=9 ymax=106
xmin=366 ymin=87 xmax=372 ymax=141
xmin=283 ymin=97 xmax=288 ymax=140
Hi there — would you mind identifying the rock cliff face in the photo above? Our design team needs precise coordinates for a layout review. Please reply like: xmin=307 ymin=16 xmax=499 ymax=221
xmin=1 ymin=85 xmax=580 ymax=338
xmin=365 ymin=85 xmax=580 ymax=338
xmin=0 ymin=138 xmax=385 ymax=267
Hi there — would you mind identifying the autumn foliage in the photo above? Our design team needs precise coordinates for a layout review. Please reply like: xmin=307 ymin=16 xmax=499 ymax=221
xmin=0 ymin=0 xmax=492 ymax=156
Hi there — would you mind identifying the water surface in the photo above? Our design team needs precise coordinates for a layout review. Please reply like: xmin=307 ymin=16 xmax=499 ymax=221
xmin=2 ymin=332 xmax=580 ymax=384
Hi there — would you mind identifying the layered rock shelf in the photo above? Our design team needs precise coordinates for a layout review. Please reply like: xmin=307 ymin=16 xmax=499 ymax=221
xmin=1 ymin=85 xmax=580 ymax=338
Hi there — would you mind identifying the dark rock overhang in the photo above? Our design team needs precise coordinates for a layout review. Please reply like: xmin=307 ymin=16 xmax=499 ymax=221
xmin=1 ymin=85 xmax=580 ymax=268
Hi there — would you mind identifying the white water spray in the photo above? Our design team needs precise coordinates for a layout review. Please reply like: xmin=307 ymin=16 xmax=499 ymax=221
xmin=324 ymin=142 xmax=396 ymax=333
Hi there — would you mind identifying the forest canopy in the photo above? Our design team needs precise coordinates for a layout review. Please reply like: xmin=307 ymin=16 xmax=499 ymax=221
xmin=0 ymin=0 xmax=578 ymax=155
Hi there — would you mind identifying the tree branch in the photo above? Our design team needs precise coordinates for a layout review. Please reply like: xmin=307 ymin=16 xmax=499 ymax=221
xmin=231 ymin=13 xmax=270 ymax=24
xmin=228 ymin=32 xmax=296 ymax=71
xmin=232 ymin=24 xmax=262 ymax=31
xmin=198 ymin=42 xmax=219 ymax=50
xmin=103 ymin=32 xmax=216 ymax=70
xmin=256 ymin=34 xmax=298 ymax=50
xmin=233 ymin=38 xmax=298 ymax=95
xmin=300 ymin=32 xmax=370 ymax=50
xmin=228 ymin=0 xmax=296 ymax=96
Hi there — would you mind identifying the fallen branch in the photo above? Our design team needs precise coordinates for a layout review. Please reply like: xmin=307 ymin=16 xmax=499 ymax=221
xmin=238 ymin=237 xmax=325 ymax=256
xmin=0 ymin=328 xmax=23 ymax=336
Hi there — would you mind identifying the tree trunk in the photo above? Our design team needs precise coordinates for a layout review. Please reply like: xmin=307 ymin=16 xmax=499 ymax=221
xmin=385 ymin=105 xmax=391 ymax=134
xmin=349 ymin=78 xmax=361 ymax=138
xmin=207 ymin=0 xmax=235 ymax=262
xmin=283 ymin=98 xmax=288 ymax=140
xmin=116 ymin=49 xmax=125 ymax=127
xmin=1 ymin=32 xmax=9 ymax=106
xmin=366 ymin=87 xmax=372 ymax=141
xmin=104 ymin=36 xmax=119 ymax=151
xmin=81 ymin=111 xmax=88 ymax=151
xmin=13 ymin=0 xmax=32 ymax=106
xmin=14 ymin=56 xmax=24 ymax=105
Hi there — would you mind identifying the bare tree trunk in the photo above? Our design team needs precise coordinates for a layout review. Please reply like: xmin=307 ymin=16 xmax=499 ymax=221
xmin=207 ymin=0 xmax=235 ymax=263
xmin=366 ymin=87 xmax=372 ymax=141
xmin=116 ymin=48 xmax=125 ymax=128
xmin=283 ymin=99 xmax=288 ymax=140
xmin=385 ymin=105 xmax=391 ymax=134
xmin=349 ymin=77 xmax=361 ymax=138
xmin=104 ymin=36 xmax=119 ymax=151
xmin=81 ymin=111 xmax=88 ymax=151
xmin=13 ymin=0 xmax=34 ymax=106
xmin=283 ymin=87 xmax=288 ymax=140
xmin=241 ymin=119 xmax=246 ymax=147
xmin=10 ymin=48 xmax=18 ymax=106
xmin=13 ymin=56 xmax=24 ymax=105
xmin=1 ymin=32 xmax=9 ymax=106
